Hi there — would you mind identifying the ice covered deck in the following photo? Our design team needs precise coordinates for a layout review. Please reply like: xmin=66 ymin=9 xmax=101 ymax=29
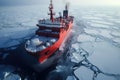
xmin=38 ymin=19 xmax=63 ymax=28
xmin=25 ymin=35 xmax=58 ymax=53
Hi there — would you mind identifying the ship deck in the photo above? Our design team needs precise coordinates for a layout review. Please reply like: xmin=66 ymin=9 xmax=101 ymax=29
xmin=25 ymin=35 xmax=58 ymax=53
xmin=38 ymin=19 xmax=63 ymax=28
xmin=34 ymin=35 xmax=58 ymax=42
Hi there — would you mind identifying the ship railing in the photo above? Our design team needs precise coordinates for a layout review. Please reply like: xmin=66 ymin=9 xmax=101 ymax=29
xmin=36 ymin=31 xmax=60 ymax=38
xmin=38 ymin=19 xmax=62 ymax=25
xmin=36 ymin=24 xmax=61 ymax=32
xmin=25 ymin=38 xmax=57 ymax=53
xmin=37 ymin=29 xmax=59 ymax=34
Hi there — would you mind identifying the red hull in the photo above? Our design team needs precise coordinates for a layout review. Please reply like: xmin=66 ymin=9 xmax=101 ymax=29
xmin=25 ymin=0 xmax=74 ymax=65
xmin=36 ymin=22 xmax=73 ymax=63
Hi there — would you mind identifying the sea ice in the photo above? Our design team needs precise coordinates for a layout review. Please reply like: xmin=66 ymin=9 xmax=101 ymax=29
xmin=70 ymin=52 xmax=84 ymax=63
xmin=96 ymin=74 xmax=116 ymax=80
xmin=100 ymin=29 xmax=113 ymax=39
xmin=90 ymin=20 xmax=114 ymax=26
xmin=90 ymin=23 xmax=110 ymax=28
xmin=77 ymin=34 xmax=95 ymax=42
xmin=113 ymin=38 xmax=120 ymax=44
xmin=88 ymin=41 xmax=120 ymax=74
xmin=84 ymin=28 xmax=100 ymax=35
xmin=81 ymin=16 xmax=102 ymax=20
xmin=66 ymin=76 xmax=77 ymax=80
xmin=111 ymin=31 xmax=120 ymax=37
xmin=74 ymin=66 xmax=94 ymax=80
xmin=0 ymin=65 xmax=21 ymax=80
xmin=115 ymin=20 xmax=120 ymax=24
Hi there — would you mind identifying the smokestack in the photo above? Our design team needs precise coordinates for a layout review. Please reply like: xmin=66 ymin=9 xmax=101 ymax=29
xmin=63 ymin=2 xmax=69 ymax=19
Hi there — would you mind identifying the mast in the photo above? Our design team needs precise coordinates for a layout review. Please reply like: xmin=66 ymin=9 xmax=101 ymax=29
xmin=65 ymin=3 xmax=68 ymax=11
xmin=63 ymin=3 xmax=69 ymax=19
xmin=48 ymin=0 xmax=55 ymax=22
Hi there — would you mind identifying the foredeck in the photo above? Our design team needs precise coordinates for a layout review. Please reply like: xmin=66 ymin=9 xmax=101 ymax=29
xmin=25 ymin=35 xmax=58 ymax=53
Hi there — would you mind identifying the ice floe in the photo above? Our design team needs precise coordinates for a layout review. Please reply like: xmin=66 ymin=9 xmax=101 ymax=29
xmin=99 ymin=29 xmax=113 ymax=39
xmin=96 ymin=74 xmax=116 ymax=80
xmin=77 ymin=34 xmax=95 ymax=42
xmin=111 ymin=31 xmax=120 ymax=37
xmin=113 ymin=38 xmax=120 ymax=44
xmin=74 ymin=66 xmax=94 ymax=80
xmin=81 ymin=16 xmax=102 ymax=20
xmin=88 ymin=41 xmax=120 ymax=74
xmin=90 ymin=23 xmax=111 ymax=28
xmin=0 ymin=65 xmax=21 ymax=80
xmin=90 ymin=20 xmax=114 ymax=25
xmin=115 ymin=20 xmax=120 ymax=24
xmin=70 ymin=52 xmax=84 ymax=63
xmin=66 ymin=76 xmax=77 ymax=80
xmin=84 ymin=28 xmax=100 ymax=35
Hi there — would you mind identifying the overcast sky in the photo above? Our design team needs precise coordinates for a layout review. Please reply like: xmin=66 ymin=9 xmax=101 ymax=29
xmin=0 ymin=0 xmax=120 ymax=6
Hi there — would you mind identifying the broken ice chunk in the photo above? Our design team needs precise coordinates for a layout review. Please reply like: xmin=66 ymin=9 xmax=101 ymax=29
xmin=70 ymin=52 xmax=83 ymax=63
xmin=66 ymin=76 xmax=77 ymax=80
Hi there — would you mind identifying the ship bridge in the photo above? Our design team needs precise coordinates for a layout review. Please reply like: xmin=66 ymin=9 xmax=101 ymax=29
xmin=36 ymin=17 xmax=67 ymax=38
xmin=35 ymin=0 xmax=74 ymax=38
xmin=38 ymin=19 xmax=64 ymax=28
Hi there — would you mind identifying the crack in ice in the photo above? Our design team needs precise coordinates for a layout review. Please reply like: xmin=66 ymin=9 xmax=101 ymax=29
xmin=48 ymin=42 xmax=120 ymax=80
xmin=71 ymin=44 xmax=120 ymax=80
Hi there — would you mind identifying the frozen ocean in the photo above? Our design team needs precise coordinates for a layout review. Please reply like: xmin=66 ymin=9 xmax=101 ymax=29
xmin=0 ymin=5 xmax=120 ymax=80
